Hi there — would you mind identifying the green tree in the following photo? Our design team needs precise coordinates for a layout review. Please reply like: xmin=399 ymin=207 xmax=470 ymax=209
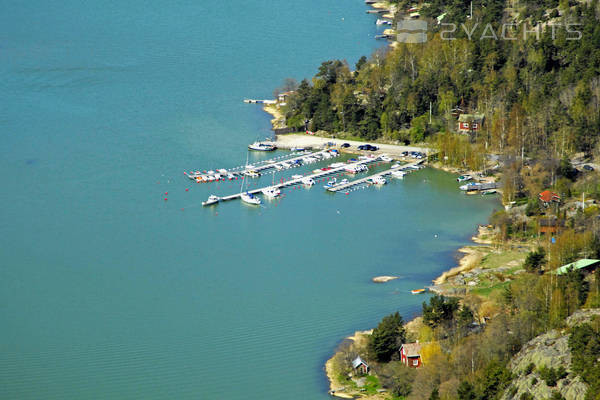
xmin=422 ymin=295 xmax=460 ymax=328
xmin=457 ymin=381 xmax=476 ymax=400
xmin=523 ymin=247 xmax=546 ymax=274
xmin=368 ymin=312 xmax=406 ymax=362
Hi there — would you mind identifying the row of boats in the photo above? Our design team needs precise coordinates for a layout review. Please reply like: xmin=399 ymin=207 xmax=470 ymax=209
xmin=187 ymin=150 xmax=341 ymax=183
xmin=202 ymin=158 xmax=414 ymax=206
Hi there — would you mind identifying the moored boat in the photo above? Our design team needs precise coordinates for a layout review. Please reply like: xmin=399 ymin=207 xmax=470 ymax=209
xmin=241 ymin=192 xmax=261 ymax=205
xmin=202 ymin=195 xmax=220 ymax=206
xmin=323 ymin=178 xmax=337 ymax=189
xmin=369 ymin=176 xmax=387 ymax=185
xmin=301 ymin=177 xmax=315 ymax=186
xmin=411 ymin=288 xmax=426 ymax=295
xmin=262 ymin=186 xmax=281 ymax=198
xmin=248 ymin=141 xmax=276 ymax=151
xmin=391 ymin=170 xmax=406 ymax=179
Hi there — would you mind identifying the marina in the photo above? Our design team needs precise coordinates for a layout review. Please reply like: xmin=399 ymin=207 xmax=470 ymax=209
xmin=204 ymin=155 xmax=391 ymax=205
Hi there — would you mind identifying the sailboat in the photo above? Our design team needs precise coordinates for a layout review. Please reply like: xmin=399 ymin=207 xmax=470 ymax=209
xmin=240 ymin=152 xmax=262 ymax=205
xmin=262 ymin=172 xmax=281 ymax=198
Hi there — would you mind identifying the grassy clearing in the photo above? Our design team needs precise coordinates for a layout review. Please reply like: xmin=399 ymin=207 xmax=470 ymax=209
xmin=471 ymin=281 xmax=511 ymax=297
xmin=479 ymin=250 xmax=526 ymax=271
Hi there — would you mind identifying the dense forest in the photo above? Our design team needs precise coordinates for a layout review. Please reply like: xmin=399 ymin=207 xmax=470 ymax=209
xmin=281 ymin=0 xmax=600 ymax=160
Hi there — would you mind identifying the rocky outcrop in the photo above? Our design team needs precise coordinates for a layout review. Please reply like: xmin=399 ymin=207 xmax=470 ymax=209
xmin=501 ymin=309 xmax=600 ymax=400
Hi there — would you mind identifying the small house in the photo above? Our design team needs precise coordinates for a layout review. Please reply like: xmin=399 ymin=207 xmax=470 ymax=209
xmin=458 ymin=114 xmax=485 ymax=134
xmin=554 ymin=259 xmax=600 ymax=275
xmin=400 ymin=342 xmax=422 ymax=368
xmin=352 ymin=356 xmax=369 ymax=375
xmin=538 ymin=190 xmax=561 ymax=207
xmin=538 ymin=217 xmax=565 ymax=235
xmin=277 ymin=91 xmax=294 ymax=105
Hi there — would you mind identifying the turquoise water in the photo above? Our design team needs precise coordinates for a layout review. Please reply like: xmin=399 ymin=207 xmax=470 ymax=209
xmin=0 ymin=1 xmax=499 ymax=399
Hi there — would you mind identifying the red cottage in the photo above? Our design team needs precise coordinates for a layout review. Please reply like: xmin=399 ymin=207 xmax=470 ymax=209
xmin=400 ymin=342 xmax=422 ymax=368
xmin=538 ymin=190 xmax=561 ymax=207
xmin=458 ymin=114 xmax=485 ymax=134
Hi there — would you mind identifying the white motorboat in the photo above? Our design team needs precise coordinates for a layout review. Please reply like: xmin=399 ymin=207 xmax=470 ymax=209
xmin=241 ymin=192 xmax=261 ymax=205
xmin=301 ymin=177 xmax=315 ymax=186
xmin=391 ymin=170 xmax=406 ymax=179
xmin=202 ymin=195 xmax=220 ymax=206
xmin=243 ymin=170 xmax=261 ymax=178
xmin=248 ymin=141 xmax=276 ymax=151
xmin=369 ymin=176 xmax=387 ymax=185
xmin=262 ymin=186 xmax=281 ymax=198
xmin=460 ymin=182 xmax=482 ymax=191
xmin=345 ymin=164 xmax=368 ymax=174
xmin=323 ymin=178 xmax=337 ymax=189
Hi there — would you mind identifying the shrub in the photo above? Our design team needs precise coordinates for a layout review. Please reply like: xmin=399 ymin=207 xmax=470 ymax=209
xmin=525 ymin=362 xmax=536 ymax=375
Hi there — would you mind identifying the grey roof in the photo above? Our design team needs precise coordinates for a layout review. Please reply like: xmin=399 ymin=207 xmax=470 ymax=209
xmin=401 ymin=342 xmax=422 ymax=357
xmin=352 ymin=356 xmax=368 ymax=369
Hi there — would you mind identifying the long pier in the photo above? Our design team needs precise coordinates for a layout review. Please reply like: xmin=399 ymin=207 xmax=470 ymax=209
xmin=214 ymin=157 xmax=385 ymax=204
xmin=327 ymin=160 xmax=424 ymax=192
xmin=250 ymin=149 xmax=332 ymax=173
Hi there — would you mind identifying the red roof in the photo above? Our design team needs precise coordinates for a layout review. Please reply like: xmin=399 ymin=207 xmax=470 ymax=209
xmin=539 ymin=190 xmax=561 ymax=203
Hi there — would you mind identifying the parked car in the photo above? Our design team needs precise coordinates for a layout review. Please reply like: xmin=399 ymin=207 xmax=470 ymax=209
xmin=341 ymin=143 xmax=351 ymax=148
xmin=583 ymin=165 xmax=595 ymax=171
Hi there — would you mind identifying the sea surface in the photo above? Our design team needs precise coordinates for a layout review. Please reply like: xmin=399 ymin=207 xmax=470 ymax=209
xmin=0 ymin=1 xmax=499 ymax=399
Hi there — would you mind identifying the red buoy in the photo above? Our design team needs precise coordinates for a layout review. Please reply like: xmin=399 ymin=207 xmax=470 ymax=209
xmin=185 ymin=188 xmax=189 ymax=191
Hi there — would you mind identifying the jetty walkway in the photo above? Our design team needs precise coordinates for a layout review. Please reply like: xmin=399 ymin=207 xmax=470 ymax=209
xmin=327 ymin=160 xmax=424 ymax=192
xmin=215 ymin=157 xmax=385 ymax=204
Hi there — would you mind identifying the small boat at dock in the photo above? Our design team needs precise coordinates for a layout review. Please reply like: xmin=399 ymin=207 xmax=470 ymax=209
xmin=301 ymin=177 xmax=315 ymax=186
xmin=368 ymin=176 xmax=387 ymax=185
xmin=202 ymin=195 xmax=220 ymax=206
xmin=248 ymin=141 xmax=277 ymax=151
xmin=262 ymin=187 xmax=281 ymax=198
xmin=241 ymin=192 xmax=261 ymax=205
xmin=323 ymin=178 xmax=337 ymax=189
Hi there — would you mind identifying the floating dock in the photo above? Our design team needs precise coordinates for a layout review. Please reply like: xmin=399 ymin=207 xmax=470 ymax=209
xmin=244 ymin=99 xmax=276 ymax=104
xmin=327 ymin=161 xmax=423 ymax=192
xmin=207 ymin=157 xmax=385 ymax=205
xmin=187 ymin=149 xmax=328 ymax=182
